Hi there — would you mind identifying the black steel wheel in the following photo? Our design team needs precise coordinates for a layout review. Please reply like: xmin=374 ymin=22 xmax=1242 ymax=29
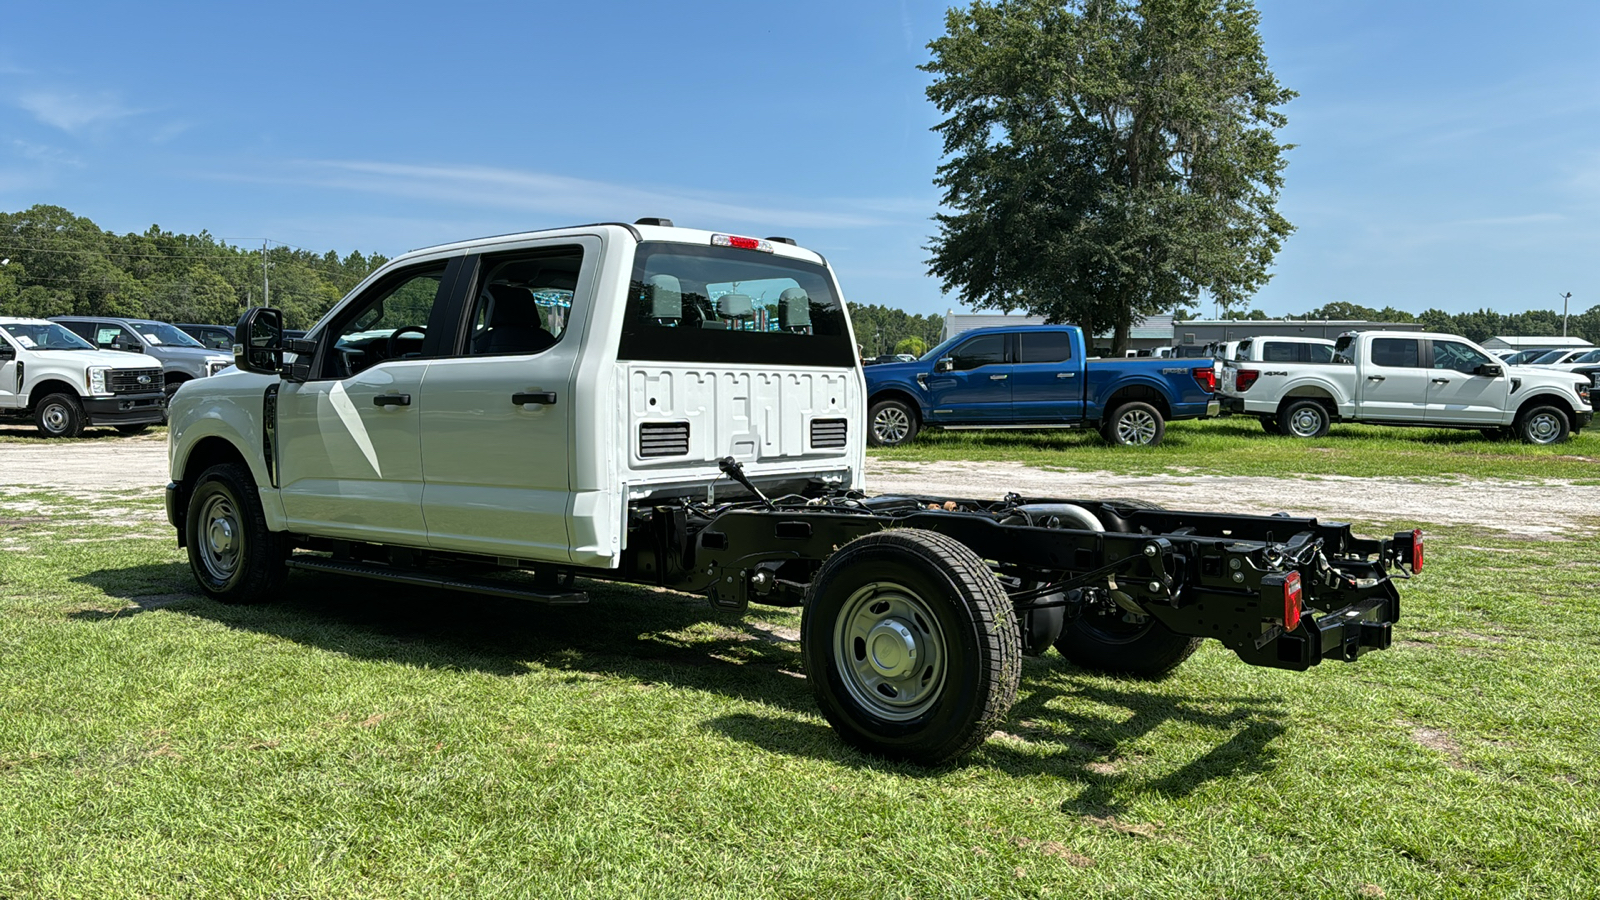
xmin=1102 ymin=401 xmax=1166 ymax=446
xmin=1280 ymin=399 xmax=1331 ymax=438
xmin=185 ymin=463 xmax=288 ymax=604
xmin=34 ymin=393 xmax=85 ymax=438
xmin=1515 ymin=405 xmax=1569 ymax=445
xmin=1054 ymin=604 xmax=1201 ymax=679
xmin=868 ymin=398 xmax=919 ymax=447
xmin=801 ymin=529 xmax=1021 ymax=765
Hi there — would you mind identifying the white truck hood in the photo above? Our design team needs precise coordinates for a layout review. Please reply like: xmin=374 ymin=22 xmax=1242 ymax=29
xmin=23 ymin=348 xmax=159 ymax=369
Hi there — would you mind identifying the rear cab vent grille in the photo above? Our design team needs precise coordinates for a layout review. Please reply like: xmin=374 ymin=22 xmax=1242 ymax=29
xmin=639 ymin=421 xmax=690 ymax=457
xmin=810 ymin=417 xmax=848 ymax=449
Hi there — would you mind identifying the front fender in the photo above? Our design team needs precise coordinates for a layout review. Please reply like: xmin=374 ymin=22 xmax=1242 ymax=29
xmin=168 ymin=372 xmax=285 ymax=530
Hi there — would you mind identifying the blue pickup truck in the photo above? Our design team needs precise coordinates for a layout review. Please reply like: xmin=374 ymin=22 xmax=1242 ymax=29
xmin=864 ymin=325 xmax=1219 ymax=447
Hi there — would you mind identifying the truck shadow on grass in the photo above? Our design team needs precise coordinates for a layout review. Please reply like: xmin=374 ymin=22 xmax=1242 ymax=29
xmin=75 ymin=561 xmax=1287 ymax=795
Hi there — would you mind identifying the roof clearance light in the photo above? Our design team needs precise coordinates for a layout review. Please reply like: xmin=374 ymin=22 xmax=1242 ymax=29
xmin=1282 ymin=569 xmax=1303 ymax=632
xmin=711 ymin=234 xmax=774 ymax=253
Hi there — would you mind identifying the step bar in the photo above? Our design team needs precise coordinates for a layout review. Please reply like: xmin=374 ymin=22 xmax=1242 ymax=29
xmin=285 ymin=556 xmax=589 ymax=605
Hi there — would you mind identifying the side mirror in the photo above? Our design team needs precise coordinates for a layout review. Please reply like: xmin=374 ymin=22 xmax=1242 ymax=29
xmin=1476 ymin=363 xmax=1504 ymax=378
xmin=235 ymin=306 xmax=284 ymax=375
xmin=935 ymin=357 xmax=954 ymax=373
xmin=112 ymin=335 xmax=143 ymax=353
xmin=0 ymin=342 xmax=13 ymax=361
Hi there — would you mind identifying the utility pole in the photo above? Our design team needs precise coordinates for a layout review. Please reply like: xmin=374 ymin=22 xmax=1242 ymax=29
xmin=1558 ymin=291 xmax=1571 ymax=337
xmin=262 ymin=240 xmax=270 ymax=308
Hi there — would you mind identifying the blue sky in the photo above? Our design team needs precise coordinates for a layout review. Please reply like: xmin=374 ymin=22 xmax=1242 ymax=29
xmin=2 ymin=1 xmax=1597 ymax=319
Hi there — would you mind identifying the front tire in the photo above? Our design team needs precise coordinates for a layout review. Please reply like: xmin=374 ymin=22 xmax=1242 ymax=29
xmin=34 ymin=393 xmax=85 ymax=438
xmin=868 ymin=398 xmax=920 ymax=448
xmin=1515 ymin=405 xmax=1569 ymax=445
xmin=801 ymin=529 xmax=1021 ymax=765
xmin=1054 ymin=607 xmax=1201 ymax=680
xmin=185 ymin=463 xmax=287 ymax=604
xmin=1281 ymin=399 xmax=1331 ymax=438
xmin=1102 ymin=401 xmax=1166 ymax=446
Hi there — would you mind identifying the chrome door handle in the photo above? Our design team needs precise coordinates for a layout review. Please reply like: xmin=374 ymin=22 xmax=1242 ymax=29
xmin=989 ymin=374 xmax=1008 ymax=380
xmin=1057 ymin=372 xmax=1076 ymax=378
xmin=372 ymin=393 xmax=411 ymax=407
xmin=1366 ymin=375 xmax=1386 ymax=381
xmin=512 ymin=391 xmax=558 ymax=405
xmin=1431 ymin=378 xmax=1450 ymax=384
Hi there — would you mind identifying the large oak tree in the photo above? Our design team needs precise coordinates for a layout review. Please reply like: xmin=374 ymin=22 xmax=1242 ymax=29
xmin=924 ymin=0 xmax=1294 ymax=352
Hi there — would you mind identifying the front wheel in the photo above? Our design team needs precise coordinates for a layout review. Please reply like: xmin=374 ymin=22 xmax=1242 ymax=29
xmin=1102 ymin=401 xmax=1166 ymax=446
xmin=185 ymin=463 xmax=288 ymax=604
xmin=1515 ymin=405 xmax=1570 ymax=445
xmin=867 ymin=398 xmax=920 ymax=448
xmin=1280 ymin=399 xmax=1331 ymax=438
xmin=34 ymin=393 xmax=85 ymax=438
xmin=1054 ymin=606 xmax=1201 ymax=679
xmin=801 ymin=529 xmax=1021 ymax=765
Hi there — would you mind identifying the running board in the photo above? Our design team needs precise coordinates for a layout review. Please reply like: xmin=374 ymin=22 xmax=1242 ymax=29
xmin=285 ymin=557 xmax=589 ymax=605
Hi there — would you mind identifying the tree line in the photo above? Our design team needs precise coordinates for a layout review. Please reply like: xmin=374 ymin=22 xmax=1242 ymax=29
xmin=1196 ymin=301 xmax=1600 ymax=346
xmin=0 ymin=205 xmax=386 ymax=330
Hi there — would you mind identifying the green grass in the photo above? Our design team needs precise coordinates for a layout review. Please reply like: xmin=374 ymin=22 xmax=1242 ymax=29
xmin=0 ymin=422 xmax=167 ymax=443
xmin=2 ymin=488 xmax=1598 ymax=898
xmin=872 ymin=417 xmax=1600 ymax=480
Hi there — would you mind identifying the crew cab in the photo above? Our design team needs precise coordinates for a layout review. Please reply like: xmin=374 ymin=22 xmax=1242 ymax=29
xmin=51 ymin=316 xmax=234 ymax=396
xmin=1220 ymin=330 xmax=1593 ymax=442
xmin=164 ymin=220 xmax=1416 ymax=765
xmin=0 ymin=316 xmax=167 ymax=436
xmin=863 ymin=325 xmax=1218 ymax=447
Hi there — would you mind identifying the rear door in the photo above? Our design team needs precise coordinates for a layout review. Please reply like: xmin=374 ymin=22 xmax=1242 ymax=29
xmin=1010 ymin=330 xmax=1082 ymax=421
xmin=419 ymin=239 xmax=598 ymax=561
xmin=925 ymin=332 xmax=1011 ymax=421
xmin=1354 ymin=337 xmax=1429 ymax=421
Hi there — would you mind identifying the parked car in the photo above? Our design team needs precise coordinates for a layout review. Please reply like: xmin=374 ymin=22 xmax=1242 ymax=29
xmin=863 ymin=324 xmax=1218 ymax=448
xmin=1219 ymin=331 xmax=1592 ymax=443
xmin=163 ymin=217 xmax=1415 ymax=765
xmin=1529 ymin=347 xmax=1600 ymax=370
xmin=177 ymin=323 xmax=236 ymax=351
xmin=1524 ymin=348 xmax=1593 ymax=367
xmin=1499 ymin=348 xmax=1557 ymax=365
xmin=0 ymin=316 xmax=167 ymax=436
xmin=51 ymin=316 xmax=235 ymax=396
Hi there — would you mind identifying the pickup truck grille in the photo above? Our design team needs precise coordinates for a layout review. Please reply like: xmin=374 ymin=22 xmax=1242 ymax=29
xmin=810 ymin=417 xmax=848 ymax=449
xmin=639 ymin=421 xmax=690 ymax=458
xmin=110 ymin=368 xmax=164 ymax=394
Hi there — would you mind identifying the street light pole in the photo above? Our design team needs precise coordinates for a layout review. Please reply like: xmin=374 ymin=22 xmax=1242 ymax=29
xmin=1559 ymin=292 xmax=1571 ymax=337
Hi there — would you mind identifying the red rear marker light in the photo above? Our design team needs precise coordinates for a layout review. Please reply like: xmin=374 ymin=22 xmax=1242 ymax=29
xmin=711 ymin=233 xmax=774 ymax=253
xmin=1283 ymin=570 xmax=1303 ymax=631
xmin=1193 ymin=367 xmax=1217 ymax=392
xmin=1412 ymin=528 xmax=1424 ymax=573
xmin=1235 ymin=369 xmax=1260 ymax=391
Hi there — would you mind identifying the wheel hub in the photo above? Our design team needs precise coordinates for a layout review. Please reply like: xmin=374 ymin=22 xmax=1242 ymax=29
xmin=865 ymin=619 xmax=918 ymax=678
xmin=208 ymin=517 xmax=235 ymax=555
xmin=42 ymin=406 xmax=66 ymax=431
xmin=874 ymin=408 xmax=909 ymax=443
xmin=833 ymin=582 xmax=948 ymax=721
xmin=1117 ymin=411 xmax=1157 ymax=444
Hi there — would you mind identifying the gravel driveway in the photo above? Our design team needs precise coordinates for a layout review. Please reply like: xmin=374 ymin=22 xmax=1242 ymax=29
xmin=1 ymin=438 xmax=1590 ymax=537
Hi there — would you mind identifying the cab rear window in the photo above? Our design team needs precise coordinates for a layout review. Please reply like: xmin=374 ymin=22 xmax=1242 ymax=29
xmin=618 ymin=242 xmax=855 ymax=367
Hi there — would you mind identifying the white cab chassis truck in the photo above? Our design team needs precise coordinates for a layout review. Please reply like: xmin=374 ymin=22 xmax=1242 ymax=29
xmin=166 ymin=220 xmax=1419 ymax=764
xmin=1220 ymin=331 xmax=1593 ymax=442
xmin=0 ymin=316 xmax=168 ymax=436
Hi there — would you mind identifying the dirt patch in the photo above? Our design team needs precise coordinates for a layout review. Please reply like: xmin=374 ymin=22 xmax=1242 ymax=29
xmin=1013 ymin=837 xmax=1095 ymax=867
xmin=1409 ymin=724 xmax=1472 ymax=769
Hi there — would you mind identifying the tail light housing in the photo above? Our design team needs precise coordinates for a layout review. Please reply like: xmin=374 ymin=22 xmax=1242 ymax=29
xmin=1192 ymin=367 xmax=1217 ymax=392
xmin=1392 ymin=528 xmax=1424 ymax=573
xmin=1282 ymin=570 xmax=1303 ymax=631
xmin=1235 ymin=369 xmax=1261 ymax=391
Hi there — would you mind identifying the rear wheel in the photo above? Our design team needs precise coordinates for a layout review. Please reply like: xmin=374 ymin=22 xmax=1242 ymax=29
xmin=185 ymin=463 xmax=288 ymax=604
xmin=34 ymin=393 xmax=84 ymax=438
xmin=1102 ymin=401 xmax=1166 ymax=446
xmin=1515 ymin=405 xmax=1569 ymax=445
xmin=802 ymin=529 xmax=1021 ymax=765
xmin=1280 ymin=399 xmax=1331 ymax=438
xmin=1054 ymin=605 xmax=1201 ymax=679
xmin=868 ymin=398 xmax=920 ymax=448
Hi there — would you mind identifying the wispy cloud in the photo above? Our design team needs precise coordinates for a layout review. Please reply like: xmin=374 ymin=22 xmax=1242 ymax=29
xmin=16 ymin=90 xmax=143 ymax=133
xmin=9 ymin=139 xmax=81 ymax=166
xmin=230 ymin=159 xmax=928 ymax=231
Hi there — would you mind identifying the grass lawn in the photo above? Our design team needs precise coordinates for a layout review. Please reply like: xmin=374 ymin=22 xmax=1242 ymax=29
xmin=871 ymin=417 xmax=1600 ymax=481
xmin=0 ymin=423 xmax=167 ymax=444
xmin=2 ymin=485 xmax=1597 ymax=898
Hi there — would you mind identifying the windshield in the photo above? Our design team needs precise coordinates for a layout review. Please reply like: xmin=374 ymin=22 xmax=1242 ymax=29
xmin=1570 ymin=348 xmax=1600 ymax=364
xmin=0 ymin=321 xmax=96 ymax=351
xmin=130 ymin=321 xmax=205 ymax=348
xmin=1530 ymin=349 xmax=1568 ymax=364
xmin=618 ymin=242 xmax=854 ymax=367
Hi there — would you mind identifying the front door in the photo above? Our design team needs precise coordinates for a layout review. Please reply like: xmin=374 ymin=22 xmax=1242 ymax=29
xmin=925 ymin=332 xmax=1011 ymax=422
xmin=275 ymin=260 xmax=456 ymax=545
xmin=420 ymin=240 xmax=595 ymax=562
xmin=1426 ymin=339 xmax=1510 ymax=425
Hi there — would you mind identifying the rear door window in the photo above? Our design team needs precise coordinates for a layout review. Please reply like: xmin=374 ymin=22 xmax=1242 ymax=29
xmin=1370 ymin=338 xmax=1421 ymax=368
xmin=1262 ymin=342 xmax=1295 ymax=362
xmin=1018 ymin=331 xmax=1073 ymax=364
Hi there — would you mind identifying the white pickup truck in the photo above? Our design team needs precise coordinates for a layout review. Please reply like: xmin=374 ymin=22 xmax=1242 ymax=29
xmin=0 ymin=316 xmax=168 ymax=436
xmin=163 ymin=219 xmax=1420 ymax=764
xmin=1220 ymin=330 xmax=1593 ymax=442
